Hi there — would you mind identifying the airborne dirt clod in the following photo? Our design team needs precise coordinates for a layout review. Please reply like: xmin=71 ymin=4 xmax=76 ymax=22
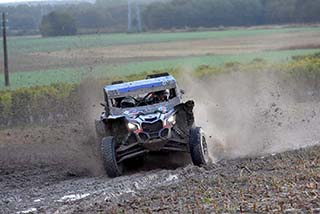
xmin=0 ymin=69 xmax=319 ymax=213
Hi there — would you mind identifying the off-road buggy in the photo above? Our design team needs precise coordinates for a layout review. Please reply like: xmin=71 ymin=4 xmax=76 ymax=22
xmin=95 ymin=73 xmax=210 ymax=177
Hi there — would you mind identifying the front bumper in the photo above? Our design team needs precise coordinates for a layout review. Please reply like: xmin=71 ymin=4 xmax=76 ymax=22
xmin=127 ymin=127 xmax=172 ymax=145
xmin=116 ymin=127 xmax=189 ymax=163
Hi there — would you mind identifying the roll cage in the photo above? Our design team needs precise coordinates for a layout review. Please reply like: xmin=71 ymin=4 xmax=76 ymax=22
xmin=103 ymin=75 xmax=181 ymax=115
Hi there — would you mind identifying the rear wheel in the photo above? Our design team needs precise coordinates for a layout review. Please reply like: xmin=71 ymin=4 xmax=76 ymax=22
xmin=101 ymin=137 xmax=123 ymax=177
xmin=189 ymin=127 xmax=211 ymax=166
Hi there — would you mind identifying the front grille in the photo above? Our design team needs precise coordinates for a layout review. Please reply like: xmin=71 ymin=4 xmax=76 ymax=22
xmin=145 ymin=117 xmax=157 ymax=122
xmin=142 ymin=120 xmax=163 ymax=133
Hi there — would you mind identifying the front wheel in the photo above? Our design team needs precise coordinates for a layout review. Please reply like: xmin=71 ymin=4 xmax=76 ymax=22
xmin=189 ymin=127 xmax=211 ymax=166
xmin=101 ymin=137 xmax=123 ymax=177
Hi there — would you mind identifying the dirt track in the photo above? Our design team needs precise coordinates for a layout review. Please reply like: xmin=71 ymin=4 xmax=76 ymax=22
xmin=0 ymin=118 xmax=319 ymax=213
xmin=0 ymin=102 xmax=319 ymax=213
xmin=1 ymin=143 xmax=319 ymax=213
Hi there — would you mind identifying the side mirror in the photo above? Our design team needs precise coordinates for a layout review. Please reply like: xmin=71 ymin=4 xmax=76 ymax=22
xmin=180 ymin=89 xmax=185 ymax=95
xmin=100 ymin=103 xmax=106 ymax=107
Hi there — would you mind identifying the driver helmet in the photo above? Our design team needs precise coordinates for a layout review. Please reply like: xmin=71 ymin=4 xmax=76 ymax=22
xmin=120 ymin=97 xmax=136 ymax=108
xmin=157 ymin=89 xmax=170 ymax=101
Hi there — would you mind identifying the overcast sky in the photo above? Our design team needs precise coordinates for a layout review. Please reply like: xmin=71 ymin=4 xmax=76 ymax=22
xmin=1 ymin=0 xmax=40 ymax=2
xmin=1 ymin=0 xmax=91 ymax=3
xmin=0 ymin=0 xmax=45 ymax=3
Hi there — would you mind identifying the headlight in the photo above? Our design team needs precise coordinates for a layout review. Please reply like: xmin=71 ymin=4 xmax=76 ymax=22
xmin=167 ymin=115 xmax=176 ymax=125
xmin=127 ymin=122 xmax=139 ymax=131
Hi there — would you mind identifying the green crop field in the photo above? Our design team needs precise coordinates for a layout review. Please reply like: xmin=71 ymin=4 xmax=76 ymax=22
xmin=4 ymin=26 xmax=320 ymax=54
xmin=1 ymin=48 xmax=319 ymax=90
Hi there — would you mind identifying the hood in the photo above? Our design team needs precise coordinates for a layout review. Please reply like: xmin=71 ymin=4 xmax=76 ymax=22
xmin=108 ymin=102 xmax=175 ymax=120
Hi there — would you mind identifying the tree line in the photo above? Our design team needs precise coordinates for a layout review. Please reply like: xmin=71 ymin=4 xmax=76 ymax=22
xmin=0 ymin=2 xmax=129 ymax=36
xmin=0 ymin=0 xmax=319 ymax=37
xmin=143 ymin=0 xmax=320 ymax=29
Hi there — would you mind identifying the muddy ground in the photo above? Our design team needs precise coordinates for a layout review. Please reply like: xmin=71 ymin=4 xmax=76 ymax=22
xmin=0 ymin=131 xmax=319 ymax=214
xmin=0 ymin=116 xmax=319 ymax=214
xmin=1 ymin=52 xmax=320 ymax=213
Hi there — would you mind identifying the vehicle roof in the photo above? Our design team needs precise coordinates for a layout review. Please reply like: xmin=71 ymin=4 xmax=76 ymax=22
xmin=104 ymin=75 xmax=177 ymax=96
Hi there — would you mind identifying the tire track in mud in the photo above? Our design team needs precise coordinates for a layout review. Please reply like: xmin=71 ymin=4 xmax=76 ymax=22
xmin=68 ymin=145 xmax=320 ymax=214
xmin=1 ymin=144 xmax=319 ymax=213
xmin=1 ymin=165 xmax=188 ymax=214
xmin=0 ymin=142 xmax=320 ymax=213
xmin=0 ymin=123 xmax=185 ymax=213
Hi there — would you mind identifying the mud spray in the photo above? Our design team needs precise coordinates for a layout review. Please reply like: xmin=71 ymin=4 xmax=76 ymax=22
xmin=181 ymin=68 xmax=320 ymax=161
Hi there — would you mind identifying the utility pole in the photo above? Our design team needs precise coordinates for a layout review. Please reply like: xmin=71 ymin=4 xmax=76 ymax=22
xmin=2 ymin=12 xmax=9 ymax=87
xmin=128 ymin=0 xmax=132 ymax=32
xmin=135 ymin=1 xmax=142 ymax=32
xmin=128 ymin=0 xmax=142 ymax=33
